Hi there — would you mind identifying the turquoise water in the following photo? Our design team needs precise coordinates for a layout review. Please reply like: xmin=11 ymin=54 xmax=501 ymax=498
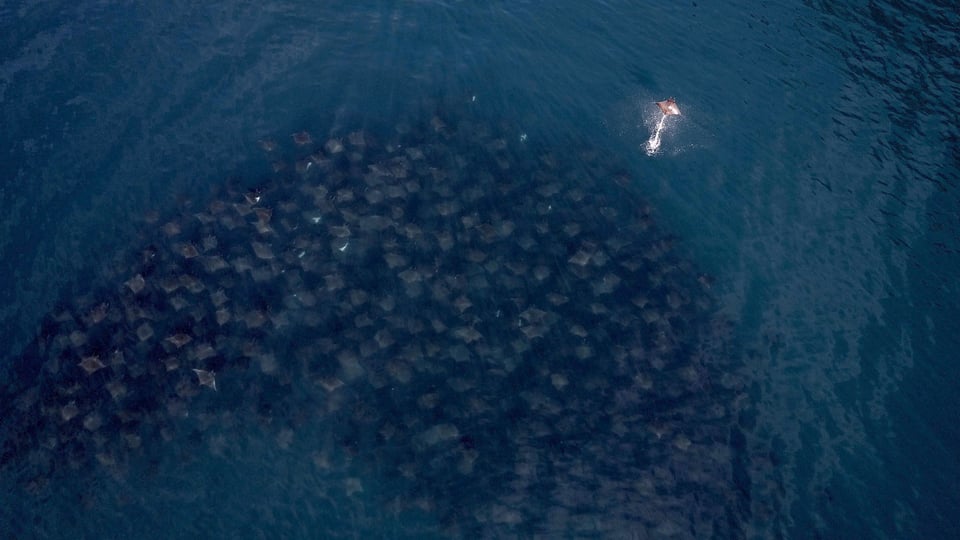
xmin=1 ymin=1 xmax=958 ymax=538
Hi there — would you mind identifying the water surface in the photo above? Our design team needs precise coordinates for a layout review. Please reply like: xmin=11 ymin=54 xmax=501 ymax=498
xmin=1 ymin=1 xmax=958 ymax=538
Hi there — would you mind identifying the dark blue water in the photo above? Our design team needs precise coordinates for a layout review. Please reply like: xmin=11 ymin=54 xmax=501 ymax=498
xmin=2 ymin=1 xmax=958 ymax=538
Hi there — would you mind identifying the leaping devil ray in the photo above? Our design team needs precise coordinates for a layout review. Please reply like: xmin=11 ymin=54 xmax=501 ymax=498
xmin=646 ymin=97 xmax=681 ymax=155
xmin=656 ymin=97 xmax=681 ymax=116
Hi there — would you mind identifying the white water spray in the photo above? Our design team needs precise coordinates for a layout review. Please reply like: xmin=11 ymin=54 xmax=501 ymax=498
xmin=645 ymin=113 xmax=669 ymax=156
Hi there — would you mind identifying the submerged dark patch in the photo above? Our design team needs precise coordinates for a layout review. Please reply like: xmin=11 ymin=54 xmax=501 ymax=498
xmin=1 ymin=109 xmax=748 ymax=537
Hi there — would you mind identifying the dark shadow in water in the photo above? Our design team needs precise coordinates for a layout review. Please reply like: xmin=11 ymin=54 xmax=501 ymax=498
xmin=0 ymin=101 xmax=759 ymax=539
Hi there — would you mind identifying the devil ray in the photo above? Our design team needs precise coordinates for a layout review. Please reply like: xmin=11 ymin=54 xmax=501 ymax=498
xmin=0 ymin=107 xmax=750 ymax=538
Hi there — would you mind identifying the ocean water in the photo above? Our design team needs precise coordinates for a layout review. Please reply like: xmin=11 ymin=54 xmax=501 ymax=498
xmin=1 ymin=1 xmax=958 ymax=538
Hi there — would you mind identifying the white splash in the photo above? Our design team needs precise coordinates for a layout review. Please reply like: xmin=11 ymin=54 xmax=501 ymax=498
xmin=645 ymin=113 xmax=669 ymax=156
